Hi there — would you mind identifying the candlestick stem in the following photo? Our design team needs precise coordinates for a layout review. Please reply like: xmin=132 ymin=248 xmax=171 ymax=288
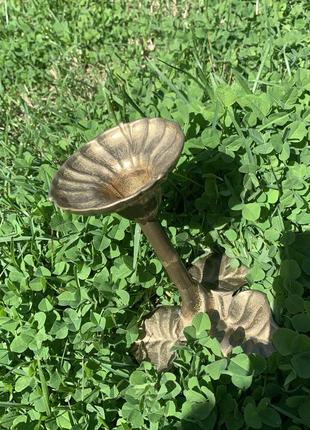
xmin=140 ymin=220 xmax=202 ymax=319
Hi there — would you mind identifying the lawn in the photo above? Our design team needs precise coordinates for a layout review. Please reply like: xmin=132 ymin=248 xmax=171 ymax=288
xmin=0 ymin=0 xmax=310 ymax=429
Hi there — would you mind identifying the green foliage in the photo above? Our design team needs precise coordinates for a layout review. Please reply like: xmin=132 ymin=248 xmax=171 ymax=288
xmin=0 ymin=0 xmax=310 ymax=428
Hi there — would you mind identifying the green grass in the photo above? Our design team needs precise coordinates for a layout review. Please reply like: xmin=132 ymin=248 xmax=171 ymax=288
xmin=1 ymin=0 xmax=310 ymax=429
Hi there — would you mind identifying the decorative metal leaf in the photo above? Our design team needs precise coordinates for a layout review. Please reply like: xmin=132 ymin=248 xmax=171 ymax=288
xmin=189 ymin=252 xmax=248 ymax=292
xmin=207 ymin=289 xmax=277 ymax=356
xmin=133 ymin=288 xmax=277 ymax=371
xmin=188 ymin=253 xmax=276 ymax=357
xmin=133 ymin=306 xmax=186 ymax=371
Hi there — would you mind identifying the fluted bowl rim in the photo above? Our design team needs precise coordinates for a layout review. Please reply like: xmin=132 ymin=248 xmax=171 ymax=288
xmin=49 ymin=117 xmax=184 ymax=215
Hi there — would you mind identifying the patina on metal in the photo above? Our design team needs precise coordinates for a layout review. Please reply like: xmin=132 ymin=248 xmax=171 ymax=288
xmin=49 ymin=117 xmax=277 ymax=371
xmin=49 ymin=118 xmax=182 ymax=223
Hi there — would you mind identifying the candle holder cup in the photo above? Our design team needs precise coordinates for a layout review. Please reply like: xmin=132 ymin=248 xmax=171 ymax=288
xmin=50 ymin=118 xmax=276 ymax=371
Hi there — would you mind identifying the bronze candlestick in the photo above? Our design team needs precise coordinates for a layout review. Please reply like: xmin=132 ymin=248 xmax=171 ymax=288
xmin=49 ymin=118 xmax=276 ymax=371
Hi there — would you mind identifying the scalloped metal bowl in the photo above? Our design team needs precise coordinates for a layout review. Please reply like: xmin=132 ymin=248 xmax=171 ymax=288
xmin=49 ymin=118 xmax=184 ymax=220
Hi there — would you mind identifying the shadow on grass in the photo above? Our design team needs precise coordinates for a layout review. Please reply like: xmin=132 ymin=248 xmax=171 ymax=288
xmin=162 ymin=145 xmax=244 ymax=256
xmin=148 ymin=135 xmax=310 ymax=428
xmin=173 ymin=234 xmax=310 ymax=429
xmin=273 ymin=231 xmax=310 ymax=327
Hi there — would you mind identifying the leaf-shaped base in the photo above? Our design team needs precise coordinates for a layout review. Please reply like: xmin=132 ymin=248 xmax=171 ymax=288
xmin=207 ymin=290 xmax=277 ymax=357
xmin=134 ymin=253 xmax=277 ymax=371
xmin=133 ymin=306 xmax=185 ymax=371
xmin=189 ymin=251 xmax=249 ymax=292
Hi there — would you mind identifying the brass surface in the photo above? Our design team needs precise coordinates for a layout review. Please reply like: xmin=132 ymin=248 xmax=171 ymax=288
xmin=133 ymin=289 xmax=209 ymax=371
xmin=140 ymin=221 xmax=206 ymax=320
xmin=133 ymin=306 xmax=185 ymax=372
xmin=189 ymin=251 xmax=249 ymax=292
xmin=49 ymin=117 xmax=184 ymax=222
xmin=190 ymin=252 xmax=276 ymax=355
xmin=206 ymin=289 xmax=277 ymax=357
xmin=133 ymin=255 xmax=276 ymax=370
xmin=49 ymin=117 xmax=277 ymax=372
